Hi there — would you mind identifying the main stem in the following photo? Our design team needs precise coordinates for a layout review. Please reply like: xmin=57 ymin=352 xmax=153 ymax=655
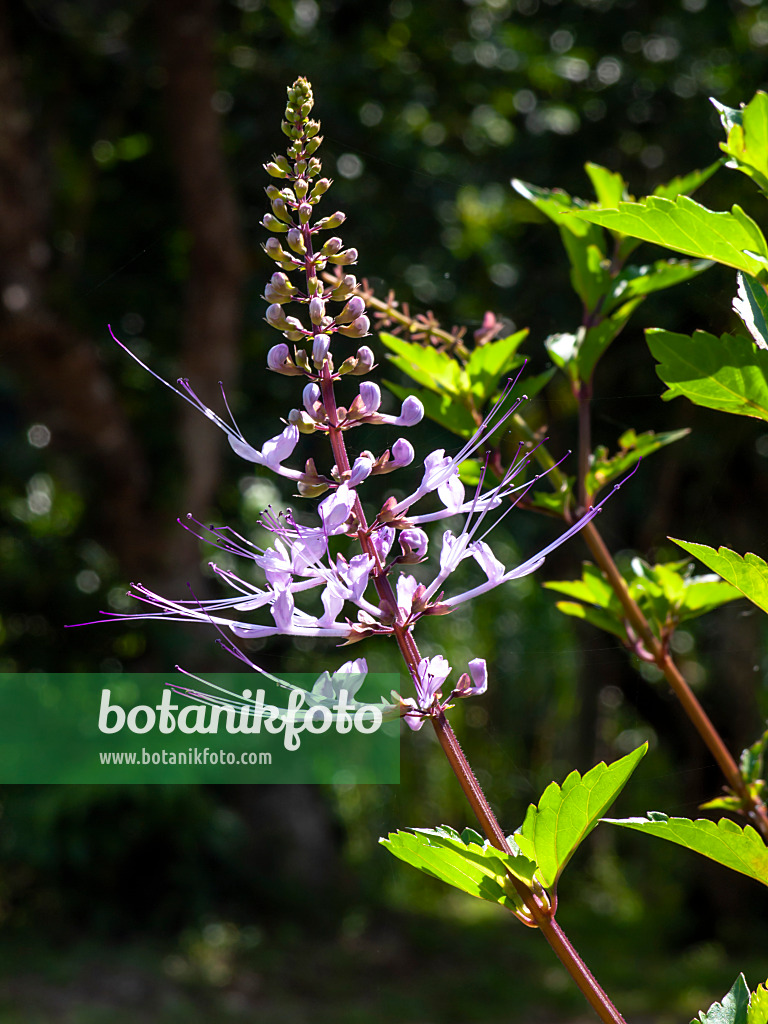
xmin=431 ymin=712 xmax=628 ymax=1024
xmin=315 ymin=363 xmax=628 ymax=1024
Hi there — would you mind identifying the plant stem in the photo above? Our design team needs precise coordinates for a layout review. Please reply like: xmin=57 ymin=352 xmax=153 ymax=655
xmin=581 ymin=521 xmax=768 ymax=839
xmin=431 ymin=711 xmax=628 ymax=1024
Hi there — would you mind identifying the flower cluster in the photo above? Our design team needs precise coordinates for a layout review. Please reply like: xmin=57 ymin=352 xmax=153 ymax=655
xmin=101 ymin=78 xmax=615 ymax=732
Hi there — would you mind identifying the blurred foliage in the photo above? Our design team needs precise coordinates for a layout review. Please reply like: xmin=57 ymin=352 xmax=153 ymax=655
xmin=2 ymin=1 xmax=768 ymax=1019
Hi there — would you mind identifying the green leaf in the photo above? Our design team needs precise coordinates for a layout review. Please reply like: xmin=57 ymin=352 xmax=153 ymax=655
xmin=740 ymin=728 xmax=768 ymax=786
xmin=585 ymin=162 xmax=627 ymax=208
xmin=379 ymin=825 xmax=537 ymax=911
xmin=551 ymin=599 xmax=626 ymax=640
xmin=380 ymin=333 xmax=466 ymax=396
xmin=646 ymin=327 xmax=768 ymax=421
xmin=384 ymin=380 xmax=479 ymax=438
xmin=511 ymin=178 xmax=598 ymax=238
xmin=603 ymin=813 xmax=768 ymax=887
xmin=604 ymin=258 xmax=712 ymax=315
xmin=717 ymin=91 xmax=768 ymax=195
xmin=733 ymin=272 xmax=768 ymax=350
xmin=464 ymin=330 xmax=528 ymax=404
xmin=691 ymin=974 xmax=750 ymax=1024
xmin=586 ymin=427 xmax=690 ymax=499
xmin=748 ymin=979 xmax=768 ymax=1023
xmin=670 ymin=539 xmax=768 ymax=615
xmin=651 ymin=159 xmax=724 ymax=201
xmin=569 ymin=195 xmax=768 ymax=282
xmin=514 ymin=745 xmax=647 ymax=889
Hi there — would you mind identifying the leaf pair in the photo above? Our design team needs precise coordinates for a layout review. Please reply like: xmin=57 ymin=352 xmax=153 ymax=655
xmin=381 ymin=744 xmax=647 ymax=911
xmin=545 ymin=556 xmax=740 ymax=644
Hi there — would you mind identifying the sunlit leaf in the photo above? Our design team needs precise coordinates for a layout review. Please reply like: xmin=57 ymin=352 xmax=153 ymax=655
xmin=380 ymin=333 xmax=466 ymax=396
xmin=379 ymin=825 xmax=536 ymax=911
xmin=733 ymin=272 xmax=768 ymax=350
xmin=514 ymin=745 xmax=647 ymax=889
xmin=585 ymin=162 xmax=627 ymax=208
xmin=671 ymin=539 xmax=768 ymax=615
xmin=716 ymin=91 xmax=768 ymax=194
xmin=646 ymin=328 xmax=768 ymax=421
xmin=384 ymin=380 xmax=479 ymax=438
xmin=603 ymin=813 xmax=768 ymax=887
xmin=651 ymin=159 xmax=724 ymax=201
xmin=604 ymin=258 xmax=712 ymax=315
xmin=464 ymin=330 xmax=528 ymax=404
xmin=569 ymin=195 xmax=768 ymax=281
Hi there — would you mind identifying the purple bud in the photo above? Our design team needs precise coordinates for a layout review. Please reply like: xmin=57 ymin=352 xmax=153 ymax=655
xmin=391 ymin=438 xmax=414 ymax=468
xmin=338 ymin=314 xmax=370 ymax=339
xmin=303 ymin=382 xmax=321 ymax=415
xmin=347 ymin=345 xmax=374 ymax=375
xmin=267 ymin=343 xmax=291 ymax=370
xmin=266 ymin=304 xmax=288 ymax=328
xmin=312 ymin=333 xmax=331 ymax=363
xmin=399 ymin=528 xmax=428 ymax=560
xmin=396 ymin=395 xmax=424 ymax=426
xmin=309 ymin=296 xmax=326 ymax=325
xmin=359 ymin=381 xmax=381 ymax=414
xmin=321 ymin=237 xmax=343 ymax=256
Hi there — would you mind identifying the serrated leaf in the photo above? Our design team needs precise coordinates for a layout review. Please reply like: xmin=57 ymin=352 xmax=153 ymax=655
xmin=651 ymin=159 xmax=724 ymax=201
xmin=717 ymin=91 xmax=768 ymax=195
xmin=569 ymin=195 xmax=768 ymax=282
xmin=512 ymin=178 xmax=597 ymax=238
xmin=585 ymin=162 xmax=627 ymax=208
xmin=605 ymin=258 xmax=712 ymax=315
xmin=585 ymin=427 xmax=690 ymax=499
xmin=691 ymin=974 xmax=750 ymax=1024
xmin=379 ymin=825 xmax=537 ymax=911
xmin=670 ymin=539 xmax=768 ymax=615
xmin=748 ymin=979 xmax=768 ymax=1023
xmin=603 ymin=813 xmax=768 ymax=887
xmin=514 ymin=744 xmax=647 ymax=889
xmin=464 ymin=330 xmax=528 ymax=404
xmin=380 ymin=333 xmax=466 ymax=396
xmin=384 ymin=380 xmax=479 ymax=438
xmin=646 ymin=328 xmax=768 ymax=421
xmin=545 ymin=562 xmax=615 ymax=608
xmin=733 ymin=272 xmax=768 ymax=350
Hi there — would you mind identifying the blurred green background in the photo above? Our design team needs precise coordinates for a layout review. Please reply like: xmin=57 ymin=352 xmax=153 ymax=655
xmin=2 ymin=0 xmax=768 ymax=1020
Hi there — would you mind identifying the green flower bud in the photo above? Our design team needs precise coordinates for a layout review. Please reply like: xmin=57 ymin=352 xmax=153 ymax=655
xmin=328 ymin=248 xmax=358 ymax=266
xmin=315 ymin=211 xmax=346 ymax=231
xmin=307 ymin=157 xmax=322 ymax=177
xmin=264 ymin=161 xmax=289 ymax=179
xmin=294 ymin=179 xmax=309 ymax=200
xmin=261 ymin=214 xmax=288 ymax=233
xmin=305 ymin=136 xmax=322 ymax=156
xmin=298 ymin=203 xmax=313 ymax=225
xmin=309 ymin=178 xmax=331 ymax=201
xmin=286 ymin=228 xmax=307 ymax=255
xmin=270 ymin=196 xmax=293 ymax=223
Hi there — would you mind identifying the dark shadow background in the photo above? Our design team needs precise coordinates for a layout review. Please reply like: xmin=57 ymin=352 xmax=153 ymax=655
xmin=1 ymin=0 xmax=768 ymax=1020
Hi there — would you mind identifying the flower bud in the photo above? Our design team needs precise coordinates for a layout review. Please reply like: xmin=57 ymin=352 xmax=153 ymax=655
xmin=358 ymin=381 xmax=381 ymax=414
xmin=321 ymin=237 xmax=343 ymax=257
xmin=390 ymin=438 xmax=414 ymax=468
xmin=352 ymin=345 xmax=375 ymax=374
xmin=330 ymin=274 xmax=357 ymax=301
xmin=328 ymin=247 xmax=358 ymax=266
xmin=395 ymin=395 xmax=424 ymax=427
xmin=316 ymin=211 xmax=346 ymax=231
xmin=298 ymin=203 xmax=313 ymax=225
xmin=309 ymin=178 xmax=332 ymax=201
xmin=288 ymin=408 xmax=319 ymax=433
xmin=267 ymin=343 xmax=304 ymax=376
xmin=286 ymin=228 xmax=307 ymax=255
xmin=308 ymin=157 xmax=322 ymax=177
xmin=335 ymin=294 xmax=365 ymax=325
xmin=270 ymin=196 xmax=292 ymax=223
xmin=312 ymin=333 xmax=331 ymax=366
xmin=309 ymin=296 xmax=326 ymax=325
xmin=261 ymin=213 xmax=288 ymax=233
xmin=264 ymin=160 xmax=289 ymax=179
xmin=303 ymin=382 xmax=322 ymax=416
xmin=305 ymin=135 xmax=322 ymax=156
xmin=306 ymin=120 xmax=321 ymax=139
xmin=399 ymin=528 xmax=429 ymax=562
xmin=294 ymin=178 xmax=309 ymax=199
xmin=337 ymin=314 xmax=370 ymax=338
xmin=266 ymin=304 xmax=289 ymax=329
